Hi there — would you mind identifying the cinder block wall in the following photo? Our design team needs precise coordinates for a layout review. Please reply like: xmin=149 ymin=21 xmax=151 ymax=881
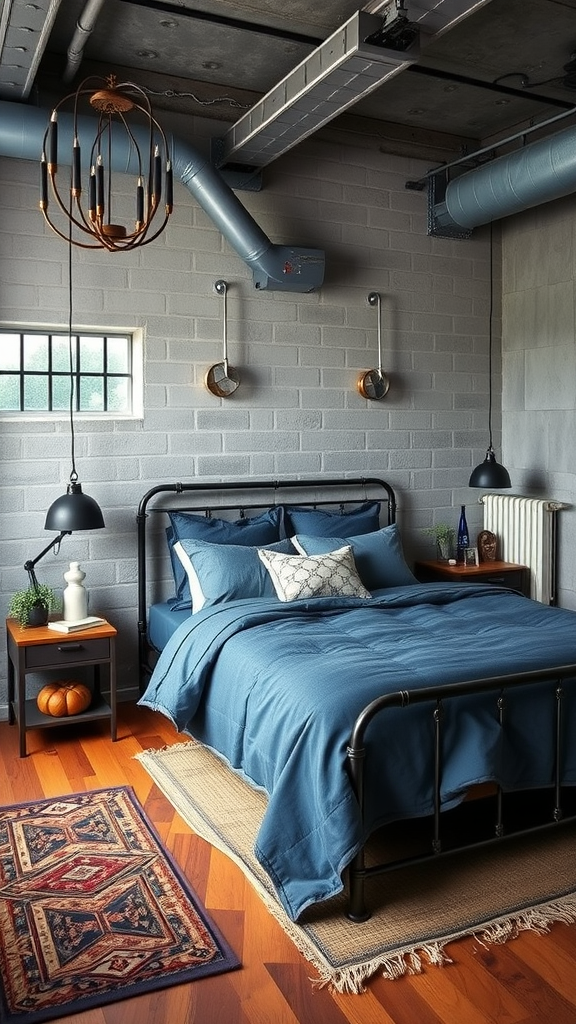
xmin=501 ymin=199 xmax=576 ymax=610
xmin=0 ymin=121 xmax=497 ymax=711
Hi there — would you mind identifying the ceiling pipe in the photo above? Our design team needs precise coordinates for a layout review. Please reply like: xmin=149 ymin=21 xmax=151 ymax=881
xmin=63 ymin=0 xmax=107 ymax=83
xmin=431 ymin=121 xmax=576 ymax=234
xmin=0 ymin=100 xmax=324 ymax=291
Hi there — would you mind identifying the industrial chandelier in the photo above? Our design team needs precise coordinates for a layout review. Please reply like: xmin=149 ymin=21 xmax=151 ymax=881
xmin=40 ymin=75 xmax=173 ymax=252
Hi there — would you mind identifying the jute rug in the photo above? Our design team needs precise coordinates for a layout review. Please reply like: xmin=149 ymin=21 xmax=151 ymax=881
xmin=136 ymin=741 xmax=576 ymax=993
xmin=0 ymin=786 xmax=240 ymax=1024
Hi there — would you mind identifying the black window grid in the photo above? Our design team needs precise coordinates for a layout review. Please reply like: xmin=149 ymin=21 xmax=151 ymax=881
xmin=0 ymin=330 xmax=133 ymax=413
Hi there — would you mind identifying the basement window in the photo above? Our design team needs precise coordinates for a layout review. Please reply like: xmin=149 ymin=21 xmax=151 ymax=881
xmin=0 ymin=327 xmax=143 ymax=418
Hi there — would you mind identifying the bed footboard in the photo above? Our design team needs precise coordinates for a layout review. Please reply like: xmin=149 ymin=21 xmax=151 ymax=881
xmin=346 ymin=662 xmax=576 ymax=922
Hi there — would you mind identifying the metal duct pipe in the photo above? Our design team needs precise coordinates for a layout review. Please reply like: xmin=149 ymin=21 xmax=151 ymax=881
xmin=433 ymin=122 xmax=576 ymax=232
xmin=0 ymin=100 xmax=324 ymax=291
xmin=63 ymin=0 xmax=107 ymax=83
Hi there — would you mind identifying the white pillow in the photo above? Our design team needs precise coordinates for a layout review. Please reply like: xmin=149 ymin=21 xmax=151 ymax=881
xmin=173 ymin=540 xmax=206 ymax=611
xmin=257 ymin=545 xmax=371 ymax=603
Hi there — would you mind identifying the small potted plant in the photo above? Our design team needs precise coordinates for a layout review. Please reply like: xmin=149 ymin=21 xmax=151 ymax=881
xmin=8 ymin=584 xmax=60 ymax=627
xmin=423 ymin=523 xmax=456 ymax=562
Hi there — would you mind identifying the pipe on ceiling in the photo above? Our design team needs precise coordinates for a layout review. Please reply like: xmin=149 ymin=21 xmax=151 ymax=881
xmin=63 ymin=0 xmax=107 ymax=83
xmin=0 ymin=100 xmax=324 ymax=291
xmin=432 ymin=121 xmax=576 ymax=233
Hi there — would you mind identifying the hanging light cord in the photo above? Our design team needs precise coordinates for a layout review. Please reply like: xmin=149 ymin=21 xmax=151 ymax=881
xmin=67 ymin=216 xmax=78 ymax=485
xmin=487 ymin=222 xmax=494 ymax=452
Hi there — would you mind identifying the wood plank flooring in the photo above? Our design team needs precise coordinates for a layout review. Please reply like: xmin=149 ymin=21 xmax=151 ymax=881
xmin=1 ymin=704 xmax=576 ymax=1023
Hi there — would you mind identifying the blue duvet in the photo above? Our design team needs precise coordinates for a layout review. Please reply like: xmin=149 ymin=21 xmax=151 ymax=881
xmin=139 ymin=583 xmax=576 ymax=920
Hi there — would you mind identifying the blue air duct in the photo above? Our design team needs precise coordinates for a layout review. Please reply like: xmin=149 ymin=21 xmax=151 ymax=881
xmin=0 ymin=100 xmax=324 ymax=292
xmin=433 ymin=122 xmax=576 ymax=233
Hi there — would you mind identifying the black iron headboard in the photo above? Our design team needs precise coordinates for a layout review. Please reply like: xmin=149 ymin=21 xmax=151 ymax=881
xmin=136 ymin=476 xmax=397 ymax=689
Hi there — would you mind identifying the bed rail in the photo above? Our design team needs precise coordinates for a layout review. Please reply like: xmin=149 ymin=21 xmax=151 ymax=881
xmin=137 ymin=476 xmax=397 ymax=691
xmin=346 ymin=662 xmax=576 ymax=921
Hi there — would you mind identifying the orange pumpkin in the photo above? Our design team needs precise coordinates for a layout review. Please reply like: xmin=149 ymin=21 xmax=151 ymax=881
xmin=37 ymin=681 xmax=92 ymax=717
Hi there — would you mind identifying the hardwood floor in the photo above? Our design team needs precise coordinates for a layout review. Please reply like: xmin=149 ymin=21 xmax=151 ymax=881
xmin=1 ymin=703 xmax=576 ymax=1023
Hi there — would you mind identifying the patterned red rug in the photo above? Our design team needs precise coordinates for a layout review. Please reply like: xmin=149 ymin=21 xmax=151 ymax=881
xmin=0 ymin=786 xmax=240 ymax=1023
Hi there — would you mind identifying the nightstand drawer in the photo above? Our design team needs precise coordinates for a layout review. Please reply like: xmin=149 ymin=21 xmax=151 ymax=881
xmin=25 ymin=637 xmax=110 ymax=669
xmin=481 ymin=570 xmax=525 ymax=590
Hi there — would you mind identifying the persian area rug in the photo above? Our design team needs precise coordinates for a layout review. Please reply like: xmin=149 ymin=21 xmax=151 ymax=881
xmin=136 ymin=741 xmax=576 ymax=994
xmin=0 ymin=786 xmax=240 ymax=1024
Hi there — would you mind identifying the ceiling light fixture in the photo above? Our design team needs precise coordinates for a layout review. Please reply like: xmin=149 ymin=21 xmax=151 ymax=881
xmin=215 ymin=9 xmax=419 ymax=171
xmin=469 ymin=225 xmax=511 ymax=489
xmin=40 ymin=74 xmax=173 ymax=252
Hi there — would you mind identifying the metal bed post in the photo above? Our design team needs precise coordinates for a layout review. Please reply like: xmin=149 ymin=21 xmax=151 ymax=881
xmin=554 ymin=684 xmax=564 ymax=822
xmin=432 ymin=702 xmax=443 ymax=854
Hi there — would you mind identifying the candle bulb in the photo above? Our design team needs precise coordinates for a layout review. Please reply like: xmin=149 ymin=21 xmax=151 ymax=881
xmin=136 ymin=177 xmax=144 ymax=226
xmin=166 ymin=160 xmax=173 ymax=213
xmin=96 ymin=156 xmax=105 ymax=216
xmin=153 ymin=146 xmax=161 ymax=204
xmin=72 ymin=138 xmax=81 ymax=196
xmin=89 ymin=166 xmax=96 ymax=220
xmin=48 ymin=111 xmax=58 ymax=170
xmin=40 ymin=153 xmax=48 ymax=209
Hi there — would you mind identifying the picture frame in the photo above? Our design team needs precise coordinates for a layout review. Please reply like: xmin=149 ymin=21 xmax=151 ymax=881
xmin=464 ymin=546 xmax=479 ymax=567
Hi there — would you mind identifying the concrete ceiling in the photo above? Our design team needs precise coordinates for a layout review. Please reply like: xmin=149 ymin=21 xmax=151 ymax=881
xmin=2 ymin=0 xmax=576 ymax=170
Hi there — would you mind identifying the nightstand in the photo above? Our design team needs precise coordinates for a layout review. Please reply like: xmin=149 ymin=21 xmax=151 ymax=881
xmin=414 ymin=560 xmax=529 ymax=596
xmin=6 ymin=617 xmax=117 ymax=757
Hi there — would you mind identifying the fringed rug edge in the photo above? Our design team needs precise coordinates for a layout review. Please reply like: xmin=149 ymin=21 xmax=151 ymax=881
xmin=135 ymin=745 xmax=576 ymax=995
xmin=317 ymin=892 xmax=576 ymax=993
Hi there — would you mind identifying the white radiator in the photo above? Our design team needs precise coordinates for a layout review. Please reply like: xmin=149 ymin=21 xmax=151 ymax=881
xmin=481 ymin=494 xmax=568 ymax=605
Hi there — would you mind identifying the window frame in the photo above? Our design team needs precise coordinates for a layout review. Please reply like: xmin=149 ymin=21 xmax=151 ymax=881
xmin=0 ymin=323 xmax=144 ymax=421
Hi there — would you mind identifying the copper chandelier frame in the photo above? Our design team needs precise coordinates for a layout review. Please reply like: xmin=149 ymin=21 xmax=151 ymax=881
xmin=40 ymin=75 xmax=174 ymax=252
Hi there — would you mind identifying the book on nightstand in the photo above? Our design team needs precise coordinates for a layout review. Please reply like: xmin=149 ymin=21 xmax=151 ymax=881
xmin=47 ymin=616 xmax=107 ymax=633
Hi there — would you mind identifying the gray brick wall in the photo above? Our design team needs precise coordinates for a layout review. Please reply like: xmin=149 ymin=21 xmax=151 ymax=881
xmin=0 ymin=125 xmax=499 ymax=713
xmin=501 ymin=204 xmax=576 ymax=610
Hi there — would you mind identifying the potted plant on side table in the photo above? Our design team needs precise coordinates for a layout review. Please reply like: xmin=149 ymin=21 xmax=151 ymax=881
xmin=8 ymin=583 xmax=60 ymax=627
xmin=423 ymin=524 xmax=456 ymax=562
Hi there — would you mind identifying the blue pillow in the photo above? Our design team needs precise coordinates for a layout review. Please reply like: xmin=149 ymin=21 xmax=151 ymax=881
xmin=283 ymin=501 xmax=381 ymax=538
xmin=174 ymin=537 xmax=294 ymax=611
xmin=167 ymin=506 xmax=284 ymax=606
xmin=292 ymin=523 xmax=416 ymax=590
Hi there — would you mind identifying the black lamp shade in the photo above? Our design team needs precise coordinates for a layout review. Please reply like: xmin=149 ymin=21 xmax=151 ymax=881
xmin=44 ymin=481 xmax=105 ymax=532
xmin=469 ymin=449 xmax=512 ymax=489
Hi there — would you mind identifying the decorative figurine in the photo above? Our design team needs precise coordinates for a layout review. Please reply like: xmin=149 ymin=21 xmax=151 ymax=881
xmin=477 ymin=530 xmax=497 ymax=562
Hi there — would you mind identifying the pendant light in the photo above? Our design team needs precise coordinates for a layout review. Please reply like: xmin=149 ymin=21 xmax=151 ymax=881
xmin=25 ymin=222 xmax=104 ymax=592
xmin=39 ymin=74 xmax=173 ymax=252
xmin=469 ymin=225 xmax=511 ymax=489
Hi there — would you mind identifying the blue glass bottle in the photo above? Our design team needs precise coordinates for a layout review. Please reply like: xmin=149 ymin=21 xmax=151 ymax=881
xmin=457 ymin=505 xmax=469 ymax=562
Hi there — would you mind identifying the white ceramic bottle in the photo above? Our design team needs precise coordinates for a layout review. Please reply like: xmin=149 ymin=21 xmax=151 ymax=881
xmin=63 ymin=561 xmax=88 ymax=621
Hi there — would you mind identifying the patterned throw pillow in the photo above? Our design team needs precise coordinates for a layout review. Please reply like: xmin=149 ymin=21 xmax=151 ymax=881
xmin=258 ymin=545 xmax=371 ymax=603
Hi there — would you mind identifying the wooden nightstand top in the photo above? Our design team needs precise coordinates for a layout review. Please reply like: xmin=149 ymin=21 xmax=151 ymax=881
xmin=415 ymin=559 xmax=528 ymax=578
xmin=6 ymin=617 xmax=117 ymax=648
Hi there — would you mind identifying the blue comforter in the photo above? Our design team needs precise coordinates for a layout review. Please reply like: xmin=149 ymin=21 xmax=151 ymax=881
xmin=139 ymin=583 xmax=576 ymax=920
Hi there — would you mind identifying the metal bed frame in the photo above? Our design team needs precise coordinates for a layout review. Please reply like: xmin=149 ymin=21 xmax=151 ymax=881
xmin=347 ymin=662 xmax=576 ymax=921
xmin=136 ymin=476 xmax=396 ymax=691
xmin=136 ymin=476 xmax=576 ymax=921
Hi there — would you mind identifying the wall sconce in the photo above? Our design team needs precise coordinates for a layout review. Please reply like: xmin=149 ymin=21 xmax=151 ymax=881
xmin=357 ymin=291 xmax=390 ymax=401
xmin=205 ymin=280 xmax=240 ymax=397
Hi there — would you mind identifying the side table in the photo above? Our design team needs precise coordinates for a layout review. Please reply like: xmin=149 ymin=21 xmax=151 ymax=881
xmin=414 ymin=559 xmax=529 ymax=596
xmin=6 ymin=617 xmax=117 ymax=757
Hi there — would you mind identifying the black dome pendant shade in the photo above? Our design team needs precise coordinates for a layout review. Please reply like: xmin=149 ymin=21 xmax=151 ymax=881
xmin=469 ymin=447 xmax=511 ymax=489
xmin=44 ymin=480 xmax=105 ymax=532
